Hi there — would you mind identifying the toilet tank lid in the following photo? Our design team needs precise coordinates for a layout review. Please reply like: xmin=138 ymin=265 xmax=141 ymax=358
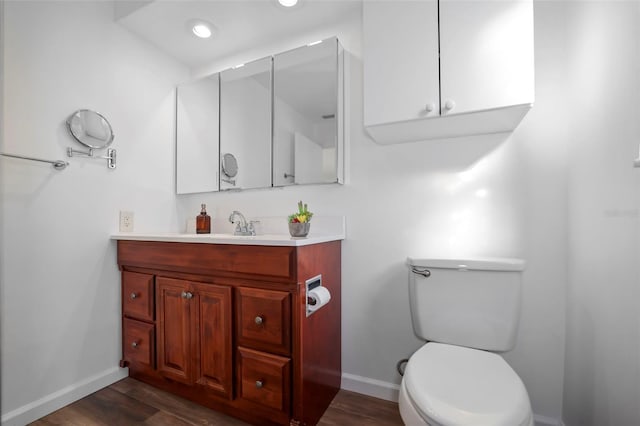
xmin=407 ymin=257 xmax=526 ymax=272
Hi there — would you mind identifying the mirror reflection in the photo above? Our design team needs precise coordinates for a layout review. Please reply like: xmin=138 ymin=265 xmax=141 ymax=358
xmin=66 ymin=109 xmax=114 ymax=149
xmin=220 ymin=57 xmax=272 ymax=190
xmin=221 ymin=152 xmax=238 ymax=185
xmin=273 ymin=37 xmax=342 ymax=186
xmin=176 ymin=74 xmax=220 ymax=194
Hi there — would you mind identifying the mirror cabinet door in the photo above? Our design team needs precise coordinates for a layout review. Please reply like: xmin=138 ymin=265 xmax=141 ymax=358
xmin=176 ymin=74 xmax=220 ymax=194
xmin=273 ymin=37 xmax=342 ymax=187
xmin=220 ymin=57 xmax=273 ymax=190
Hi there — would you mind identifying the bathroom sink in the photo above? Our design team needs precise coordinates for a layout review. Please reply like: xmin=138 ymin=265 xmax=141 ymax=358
xmin=111 ymin=221 xmax=345 ymax=246
xmin=206 ymin=233 xmax=257 ymax=240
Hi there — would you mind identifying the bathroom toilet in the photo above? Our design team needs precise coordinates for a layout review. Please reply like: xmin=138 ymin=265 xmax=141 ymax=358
xmin=399 ymin=258 xmax=533 ymax=426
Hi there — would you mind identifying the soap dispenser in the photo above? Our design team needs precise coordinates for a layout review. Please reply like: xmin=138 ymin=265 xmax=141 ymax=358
xmin=196 ymin=204 xmax=211 ymax=234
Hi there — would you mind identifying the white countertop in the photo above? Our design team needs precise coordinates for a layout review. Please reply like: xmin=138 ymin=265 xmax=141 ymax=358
xmin=111 ymin=232 xmax=344 ymax=247
xmin=111 ymin=216 xmax=345 ymax=247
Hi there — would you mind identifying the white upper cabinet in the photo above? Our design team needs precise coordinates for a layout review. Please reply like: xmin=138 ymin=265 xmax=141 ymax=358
xmin=363 ymin=0 xmax=534 ymax=144
xmin=363 ymin=0 xmax=439 ymax=126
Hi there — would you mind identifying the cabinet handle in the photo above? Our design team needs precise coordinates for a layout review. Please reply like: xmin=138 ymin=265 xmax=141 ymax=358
xmin=425 ymin=103 xmax=435 ymax=113
xmin=131 ymin=341 xmax=139 ymax=348
xmin=444 ymin=100 xmax=456 ymax=111
xmin=254 ymin=316 xmax=264 ymax=325
xmin=255 ymin=380 xmax=264 ymax=389
xmin=130 ymin=292 xmax=138 ymax=299
xmin=181 ymin=291 xmax=194 ymax=300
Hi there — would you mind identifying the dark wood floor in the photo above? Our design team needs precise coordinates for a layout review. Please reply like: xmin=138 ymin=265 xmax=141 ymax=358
xmin=30 ymin=377 xmax=404 ymax=426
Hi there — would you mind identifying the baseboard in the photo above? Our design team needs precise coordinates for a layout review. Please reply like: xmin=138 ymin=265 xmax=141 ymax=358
xmin=1 ymin=367 xmax=128 ymax=426
xmin=341 ymin=372 xmax=400 ymax=402
xmin=534 ymin=413 xmax=565 ymax=426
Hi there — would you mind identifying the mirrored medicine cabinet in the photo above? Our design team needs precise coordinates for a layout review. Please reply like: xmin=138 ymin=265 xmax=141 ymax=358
xmin=176 ymin=37 xmax=344 ymax=195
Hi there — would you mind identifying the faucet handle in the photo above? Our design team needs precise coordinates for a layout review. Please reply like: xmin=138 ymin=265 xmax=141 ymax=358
xmin=248 ymin=220 xmax=260 ymax=236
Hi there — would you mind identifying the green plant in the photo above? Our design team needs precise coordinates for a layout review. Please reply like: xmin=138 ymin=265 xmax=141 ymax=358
xmin=288 ymin=200 xmax=313 ymax=223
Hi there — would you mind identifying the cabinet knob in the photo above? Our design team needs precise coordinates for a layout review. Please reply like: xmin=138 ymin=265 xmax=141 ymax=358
xmin=131 ymin=341 xmax=139 ymax=348
xmin=255 ymin=380 xmax=264 ymax=389
xmin=130 ymin=292 xmax=138 ymax=299
xmin=444 ymin=100 xmax=456 ymax=111
xmin=254 ymin=316 xmax=264 ymax=325
xmin=181 ymin=291 xmax=194 ymax=299
xmin=425 ymin=103 xmax=435 ymax=113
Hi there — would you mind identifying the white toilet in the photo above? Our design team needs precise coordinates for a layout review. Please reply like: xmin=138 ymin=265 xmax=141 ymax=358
xmin=399 ymin=258 xmax=533 ymax=426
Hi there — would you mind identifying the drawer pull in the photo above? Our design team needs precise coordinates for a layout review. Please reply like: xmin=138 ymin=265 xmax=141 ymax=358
xmin=254 ymin=316 xmax=264 ymax=325
xmin=131 ymin=341 xmax=139 ymax=348
xmin=255 ymin=380 xmax=264 ymax=389
xmin=130 ymin=292 xmax=138 ymax=299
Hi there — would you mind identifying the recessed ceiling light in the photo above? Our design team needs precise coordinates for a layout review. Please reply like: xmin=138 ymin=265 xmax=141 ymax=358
xmin=278 ymin=0 xmax=298 ymax=7
xmin=186 ymin=19 xmax=214 ymax=39
xmin=193 ymin=23 xmax=211 ymax=38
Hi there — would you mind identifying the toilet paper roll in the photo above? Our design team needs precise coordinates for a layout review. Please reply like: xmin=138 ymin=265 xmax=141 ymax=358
xmin=307 ymin=286 xmax=331 ymax=313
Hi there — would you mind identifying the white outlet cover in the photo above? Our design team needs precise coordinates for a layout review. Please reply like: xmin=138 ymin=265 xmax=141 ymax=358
xmin=119 ymin=211 xmax=134 ymax=232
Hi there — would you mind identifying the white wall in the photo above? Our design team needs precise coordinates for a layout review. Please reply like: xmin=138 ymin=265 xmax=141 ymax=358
xmin=563 ymin=2 xmax=640 ymax=425
xmin=0 ymin=1 xmax=188 ymax=424
xmin=178 ymin=6 xmax=567 ymax=423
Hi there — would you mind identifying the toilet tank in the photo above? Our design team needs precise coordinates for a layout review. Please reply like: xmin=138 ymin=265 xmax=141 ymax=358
xmin=407 ymin=257 xmax=525 ymax=352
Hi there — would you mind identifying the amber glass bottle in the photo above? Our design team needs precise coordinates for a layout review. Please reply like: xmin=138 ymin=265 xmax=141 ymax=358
xmin=196 ymin=204 xmax=211 ymax=234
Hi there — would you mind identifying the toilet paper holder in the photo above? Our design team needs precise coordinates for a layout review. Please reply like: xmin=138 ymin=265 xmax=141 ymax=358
xmin=306 ymin=274 xmax=330 ymax=317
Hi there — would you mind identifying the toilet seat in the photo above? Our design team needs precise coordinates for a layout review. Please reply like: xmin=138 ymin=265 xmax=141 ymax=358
xmin=403 ymin=342 xmax=532 ymax=426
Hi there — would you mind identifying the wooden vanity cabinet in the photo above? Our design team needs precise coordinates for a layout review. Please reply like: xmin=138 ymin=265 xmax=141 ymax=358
xmin=117 ymin=240 xmax=341 ymax=426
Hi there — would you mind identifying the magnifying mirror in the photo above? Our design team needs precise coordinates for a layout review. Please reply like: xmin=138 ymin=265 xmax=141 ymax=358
xmin=221 ymin=153 xmax=238 ymax=178
xmin=66 ymin=109 xmax=114 ymax=149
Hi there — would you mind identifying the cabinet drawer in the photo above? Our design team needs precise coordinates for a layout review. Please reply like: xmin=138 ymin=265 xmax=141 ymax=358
xmin=236 ymin=287 xmax=291 ymax=355
xmin=123 ymin=271 xmax=154 ymax=322
xmin=118 ymin=241 xmax=296 ymax=281
xmin=238 ymin=347 xmax=291 ymax=413
xmin=123 ymin=318 xmax=155 ymax=368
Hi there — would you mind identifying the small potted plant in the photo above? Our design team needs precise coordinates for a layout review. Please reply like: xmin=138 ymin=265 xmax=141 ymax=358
xmin=288 ymin=200 xmax=313 ymax=238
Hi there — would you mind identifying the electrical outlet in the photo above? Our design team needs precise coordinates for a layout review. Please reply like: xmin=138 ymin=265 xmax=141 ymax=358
xmin=119 ymin=211 xmax=134 ymax=232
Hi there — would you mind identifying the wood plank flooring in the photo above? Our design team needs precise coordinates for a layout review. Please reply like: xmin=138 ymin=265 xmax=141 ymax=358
xmin=30 ymin=378 xmax=404 ymax=426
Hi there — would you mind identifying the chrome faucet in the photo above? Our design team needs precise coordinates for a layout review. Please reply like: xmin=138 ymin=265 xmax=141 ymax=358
xmin=228 ymin=210 xmax=255 ymax=236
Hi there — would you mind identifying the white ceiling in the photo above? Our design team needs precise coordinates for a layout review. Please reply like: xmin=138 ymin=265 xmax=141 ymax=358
xmin=117 ymin=0 xmax=362 ymax=70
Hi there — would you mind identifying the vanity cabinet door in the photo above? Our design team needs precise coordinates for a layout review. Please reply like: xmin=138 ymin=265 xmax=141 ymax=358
xmin=193 ymin=282 xmax=233 ymax=399
xmin=157 ymin=277 xmax=195 ymax=385
xmin=157 ymin=277 xmax=233 ymax=398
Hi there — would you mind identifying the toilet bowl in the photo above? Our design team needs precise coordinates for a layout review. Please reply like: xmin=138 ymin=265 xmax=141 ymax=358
xmin=398 ymin=342 xmax=533 ymax=426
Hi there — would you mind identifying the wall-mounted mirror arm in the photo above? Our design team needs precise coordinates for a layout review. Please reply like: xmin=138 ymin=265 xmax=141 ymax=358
xmin=221 ymin=177 xmax=236 ymax=185
xmin=66 ymin=147 xmax=116 ymax=169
